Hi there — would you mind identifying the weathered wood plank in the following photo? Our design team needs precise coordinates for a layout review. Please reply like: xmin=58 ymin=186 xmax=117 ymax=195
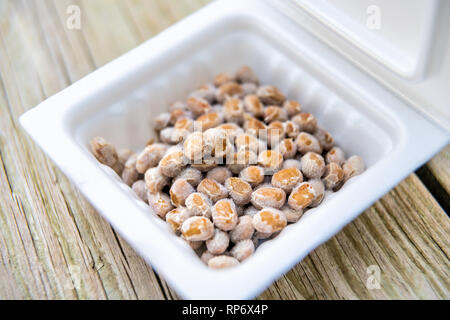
xmin=0 ymin=0 xmax=168 ymax=300
xmin=427 ymin=144 xmax=450 ymax=195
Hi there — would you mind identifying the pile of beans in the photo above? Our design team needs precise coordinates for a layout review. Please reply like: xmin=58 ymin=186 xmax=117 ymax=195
xmin=90 ymin=66 xmax=365 ymax=269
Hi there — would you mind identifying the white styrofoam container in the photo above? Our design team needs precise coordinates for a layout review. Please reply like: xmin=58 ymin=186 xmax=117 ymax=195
xmin=20 ymin=0 xmax=449 ymax=299
xmin=292 ymin=0 xmax=440 ymax=81
xmin=276 ymin=0 xmax=450 ymax=131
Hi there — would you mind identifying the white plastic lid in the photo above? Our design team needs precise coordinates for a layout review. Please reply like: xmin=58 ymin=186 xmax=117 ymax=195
xmin=269 ymin=0 xmax=450 ymax=131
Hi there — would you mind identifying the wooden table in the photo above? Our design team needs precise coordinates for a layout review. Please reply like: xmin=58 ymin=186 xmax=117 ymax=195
xmin=0 ymin=0 xmax=448 ymax=300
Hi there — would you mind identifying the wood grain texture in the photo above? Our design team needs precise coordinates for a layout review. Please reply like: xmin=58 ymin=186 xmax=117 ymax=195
xmin=0 ymin=0 xmax=448 ymax=300
xmin=427 ymin=145 xmax=450 ymax=195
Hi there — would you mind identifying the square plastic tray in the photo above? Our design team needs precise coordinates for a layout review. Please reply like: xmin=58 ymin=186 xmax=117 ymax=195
xmin=20 ymin=0 xmax=449 ymax=299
